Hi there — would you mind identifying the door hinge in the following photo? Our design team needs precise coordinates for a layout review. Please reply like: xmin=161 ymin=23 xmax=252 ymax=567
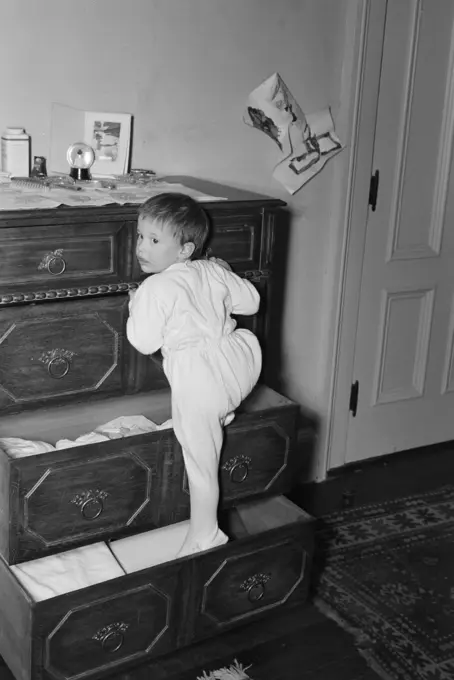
xmin=369 ymin=170 xmax=379 ymax=211
xmin=349 ymin=380 xmax=359 ymax=417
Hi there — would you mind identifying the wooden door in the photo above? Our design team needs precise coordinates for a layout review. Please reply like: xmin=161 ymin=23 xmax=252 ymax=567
xmin=345 ymin=0 xmax=454 ymax=463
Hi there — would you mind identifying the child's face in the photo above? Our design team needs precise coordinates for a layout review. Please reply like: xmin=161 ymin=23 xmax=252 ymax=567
xmin=136 ymin=217 xmax=191 ymax=273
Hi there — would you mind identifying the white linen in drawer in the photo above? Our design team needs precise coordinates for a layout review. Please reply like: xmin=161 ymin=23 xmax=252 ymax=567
xmin=11 ymin=542 xmax=125 ymax=601
xmin=110 ymin=521 xmax=190 ymax=572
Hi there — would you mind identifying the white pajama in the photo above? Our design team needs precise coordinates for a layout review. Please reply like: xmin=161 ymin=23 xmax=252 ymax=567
xmin=127 ymin=259 xmax=261 ymax=554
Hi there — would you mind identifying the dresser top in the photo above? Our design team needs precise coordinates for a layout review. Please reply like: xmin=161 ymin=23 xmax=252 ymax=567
xmin=0 ymin=176 xmax=286 ymax=226
xmin=163 ymin=176 xmax=286 ymax=206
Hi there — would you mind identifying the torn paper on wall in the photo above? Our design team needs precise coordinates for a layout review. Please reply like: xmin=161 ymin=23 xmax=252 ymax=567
xmin=243 ymin=73 xmax=343 ymax=195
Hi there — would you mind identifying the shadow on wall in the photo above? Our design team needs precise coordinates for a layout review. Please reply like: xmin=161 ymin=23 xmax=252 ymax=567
xmin=264 ymin=206 xmax=320 ymax=483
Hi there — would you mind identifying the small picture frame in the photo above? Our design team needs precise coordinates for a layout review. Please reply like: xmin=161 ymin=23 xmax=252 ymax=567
xmin=84 ymin=111 xmax=132 ymax=176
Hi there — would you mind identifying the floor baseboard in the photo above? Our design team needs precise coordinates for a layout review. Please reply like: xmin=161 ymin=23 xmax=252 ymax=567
xmin=289 ymin=438 xmax=454 ymax=516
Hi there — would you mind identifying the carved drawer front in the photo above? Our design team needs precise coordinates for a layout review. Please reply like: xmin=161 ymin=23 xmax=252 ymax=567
xmin=0 ymin=219 xmax=133 ymax=292
xmin=220 ymin=407 xmax=297 ymax=502
xmin=40 ymin=565 xmax=180 ymax=680
xmin=0 ymin=501 xmax=311 ymax=680
xmin=206 ymin=208 xmax=263 ymax=275
xmin=0 ymin=296 xmax=127 ymax=411
xmin=18 ymin=454 xmax=151 ymax=559
xmin=193 ymin=526 xmax=312 ymax=635
xmin=182 ymin=401 xmax=298 ymax=504
xmin=4 ymin=428 xmax=184 ymax=564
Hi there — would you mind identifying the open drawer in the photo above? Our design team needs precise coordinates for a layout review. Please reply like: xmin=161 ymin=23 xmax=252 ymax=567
xmin=0 ymin=496 xmax=314 ymax=680
xmin=0 ymin=385 xmax=301 ymax=564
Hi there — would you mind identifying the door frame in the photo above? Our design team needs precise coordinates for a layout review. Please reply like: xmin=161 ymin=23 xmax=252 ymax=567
xmin=320 ymin=0 xmax=389 ymax=474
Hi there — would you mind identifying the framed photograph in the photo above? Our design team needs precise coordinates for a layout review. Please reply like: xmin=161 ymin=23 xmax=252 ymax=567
xmin=84 ymin=111 xmax=132 ymax=176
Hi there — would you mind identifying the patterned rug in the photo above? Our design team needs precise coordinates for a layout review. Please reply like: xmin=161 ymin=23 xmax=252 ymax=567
xmin=314 ymin=486 xmax=454 ymax=680
xmin=196 ymin=660 xmax=251 ymax=679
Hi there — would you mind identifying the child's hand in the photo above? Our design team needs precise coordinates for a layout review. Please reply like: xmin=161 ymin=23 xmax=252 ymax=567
xmin=210 ymin=256 xmax=232 ymax=271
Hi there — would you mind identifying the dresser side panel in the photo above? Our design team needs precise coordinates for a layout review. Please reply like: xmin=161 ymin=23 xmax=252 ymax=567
xmin=0 ymin=556 xmax=33 ymax=680
xmin=0 ymin=451 xmax=11 ymax=562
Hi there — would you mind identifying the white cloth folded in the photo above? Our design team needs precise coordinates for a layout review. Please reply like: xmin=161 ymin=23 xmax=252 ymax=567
xmin=0 ymin=437 xmax=55 ymax=457
xmin=3 ymin=415 xmax=174 ymax=455
xmin=110 ymin=518 xmax=228 ymax=569
xmin=56 ymin=431 xmax=110 ymax=449
xmin=11 ymin=542 xmax=125 ymax=601
xmin=96 ymin=414 xmax=159 ymax=439
xmin=55 ymin=415 xmax=173 ymax=450
xmin=110 ymin=521 xmax=191 ymax=572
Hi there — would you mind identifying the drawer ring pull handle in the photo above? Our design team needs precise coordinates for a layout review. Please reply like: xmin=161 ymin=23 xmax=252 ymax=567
xmin=38 ymin=349 xmax=76 ymax=379
xmin=81 ymin=496 xmax=104 ymax=520
xmin=222 ymin=455 xmax=252 ymax=484
xmin=101 ymin=630 xmax=124 ymax=653
xmin=93 ymin=622 xmax=129 ymax=653
xmin=38 ymin=249 xmax=67 ymax=276
xmin=240 ymin=572 xmax=271 ymax=603
xmin=248 ymin=582 xmax=265 ymax=602
xmin=71 ymin=489 xmax=109 ymax=520
xmin=48 ymin=356 xmax=70 ymax=379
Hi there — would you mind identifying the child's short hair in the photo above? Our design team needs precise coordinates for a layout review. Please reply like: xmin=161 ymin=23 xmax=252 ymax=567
xmin=138 ymin=193 xmax=209 ymax=259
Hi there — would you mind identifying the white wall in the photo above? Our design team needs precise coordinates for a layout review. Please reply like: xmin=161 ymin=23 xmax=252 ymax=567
xmin=1 ymin=0 xmax=352 ymax=478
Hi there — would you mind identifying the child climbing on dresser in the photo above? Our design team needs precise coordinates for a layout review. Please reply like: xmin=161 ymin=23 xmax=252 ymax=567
xmin=126 ymin=192 xmax=262 ymax=557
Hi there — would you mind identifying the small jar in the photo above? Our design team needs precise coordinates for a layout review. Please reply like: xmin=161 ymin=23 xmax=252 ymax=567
xmin=1 ymin=127 xmax=30 ymax=177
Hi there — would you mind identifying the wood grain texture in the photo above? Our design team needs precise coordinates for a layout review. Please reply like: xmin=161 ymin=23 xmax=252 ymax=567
xmin=0 ymin=498 xmax=313 ymax=680
xmin=160 ymin=177 xmax=286 ymax=207
xmin=190 ymin=516 xmax=314 ymax=643
xmin=0 ymin=451 xmax=10 ymax=562
xmin=1 ymin=386 xmax=298 ymax=564
xmin=35 ymin=560 xmax=184 ymax=680
xmin=0 ymin=220 xmax=133 ymax=293
xmin=0 ymin=296 xmax=128 ymax=413
xmin=217 ymin=405 xmax=298 ymax=505
xmin=8 ymin=430 xmax=185 ymax=563
xmin=0 ymin=198 xmax=281 ymax=409
xmin=0 ymin=183 xmax=315 ymax=680
xmin=0 ymin=556 xmax=33 ymax=680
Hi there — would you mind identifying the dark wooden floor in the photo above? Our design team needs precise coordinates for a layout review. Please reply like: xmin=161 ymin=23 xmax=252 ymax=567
xmin=118 ymin=604 xmax=380 ymax=680
xmin=164 ymin=606 xmax=379 ymax=680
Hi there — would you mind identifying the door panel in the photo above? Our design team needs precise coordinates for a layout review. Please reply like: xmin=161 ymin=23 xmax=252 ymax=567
xmin=346 ymin=0 xmax=454 ymax=461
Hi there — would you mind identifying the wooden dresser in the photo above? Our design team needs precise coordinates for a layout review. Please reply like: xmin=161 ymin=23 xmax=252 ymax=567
xmin=0 ymin=178 xmax=314 ymax=680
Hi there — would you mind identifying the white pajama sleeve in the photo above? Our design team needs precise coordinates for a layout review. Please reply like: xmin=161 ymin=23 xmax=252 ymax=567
xmin=223 ymin=268 xmax=260 ymax=315
xmin=126 ymin=278 xmax=167 ymax=355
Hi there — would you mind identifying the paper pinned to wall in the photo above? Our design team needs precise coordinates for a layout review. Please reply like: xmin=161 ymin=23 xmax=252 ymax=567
xmin=243 ymin=73 xmax=343 ymax=194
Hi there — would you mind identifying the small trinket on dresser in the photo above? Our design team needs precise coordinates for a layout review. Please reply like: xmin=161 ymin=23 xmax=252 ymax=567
xmin=1 ymin=127 xmax=30 ymax=177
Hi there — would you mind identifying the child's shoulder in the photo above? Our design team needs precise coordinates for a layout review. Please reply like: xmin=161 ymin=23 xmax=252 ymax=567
xmin=191 ymin=258 xmax=232 ymax=277
xmin=137 ymin=269 xmax=179 ymax=295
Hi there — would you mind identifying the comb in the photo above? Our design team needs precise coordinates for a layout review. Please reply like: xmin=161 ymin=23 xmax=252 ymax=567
xmin=10 ymin=177 xmax=51 ymax=192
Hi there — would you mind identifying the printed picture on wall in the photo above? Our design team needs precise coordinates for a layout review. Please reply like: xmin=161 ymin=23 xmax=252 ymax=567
xmin=91 ymin=121 xmax=121 ymax=162
xmin=84 ymin=111 xmax=132 ymax=176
